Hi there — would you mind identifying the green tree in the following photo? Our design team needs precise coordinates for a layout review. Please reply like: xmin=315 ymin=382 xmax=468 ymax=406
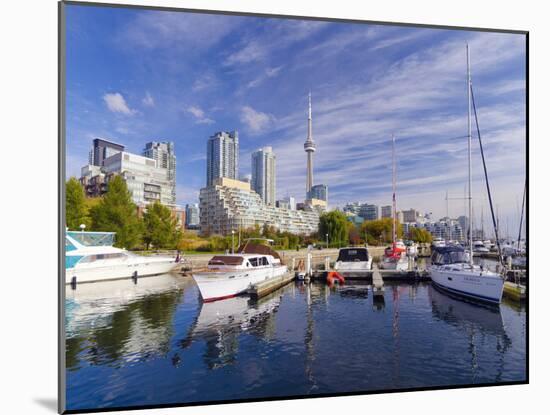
xmin=143 ymin=201 xmax=182 ymax=249
xmin=361 ymin=218 xmax=403 ymax=245
xmin=89 ymin=176 xmax=142 ymax=249
xmin=409 ymin=227 xmax=433 ymax=243
xmin=66 ymin=177 xmax=87 ymax=230
xmin=319 ymin=210 xmax=349 ymax=247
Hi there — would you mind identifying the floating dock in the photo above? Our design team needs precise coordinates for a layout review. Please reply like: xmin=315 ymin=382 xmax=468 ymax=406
xmin=248 ymin=272 xmax=296 ymax=300
xmin=503 ymin=281 xmax=526 ymax=302
xmin=310 ymin=268 xmax=430 ymax=282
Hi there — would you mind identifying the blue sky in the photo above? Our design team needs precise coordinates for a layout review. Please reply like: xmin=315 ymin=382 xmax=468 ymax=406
xmin=65 ymin=4 xmax=526 ymax=236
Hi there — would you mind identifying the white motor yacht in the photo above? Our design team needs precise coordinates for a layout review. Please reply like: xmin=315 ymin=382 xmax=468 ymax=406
xmin=334 ymin=247 xmax=373 ymax=274
xmin=473 ymin=240 xmax=490 ymax=253
xmin=65 ymin=231 xmax=180 ymax=285
xmin=192 ymin=241 xmax=288 ymax=302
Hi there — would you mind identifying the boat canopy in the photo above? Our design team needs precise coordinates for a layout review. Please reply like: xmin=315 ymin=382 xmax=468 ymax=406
xmin=237 ymin=242 xmax=281 ymax=261
xmin=67 ymin=231 xmax=115 ymax=248
xmin=337 ymin=248 xmax=369 ymax=262
xmin=431 ymin=246 xmax=466 ymax=265
xmin=208 ymin=256 xmax=245 ymax=266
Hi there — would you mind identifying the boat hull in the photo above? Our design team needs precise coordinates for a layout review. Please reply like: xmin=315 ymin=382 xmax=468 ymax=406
xmin=334 ymin=259 xmax=373 ymax=273
xmin=430 ymin=267 xmax=504 ymax=304
xmin=380 ymin=257 xmax=409 ymax=271
xmin=66 ymin=258 xmax=178 ymax=284
xmin=193 ymin=265 xmax=288 ymax=302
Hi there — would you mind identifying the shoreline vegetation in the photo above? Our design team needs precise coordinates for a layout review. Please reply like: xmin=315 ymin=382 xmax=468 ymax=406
xmin=66 ymin=177 xmax=432 ymax=252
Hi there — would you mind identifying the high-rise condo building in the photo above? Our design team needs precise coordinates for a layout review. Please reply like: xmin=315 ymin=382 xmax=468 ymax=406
xmin=199 ymin=178 xmax=320 ymax=236
xmin=143 ymin=141 xmax=176 ymax=205
xmin=402 ymin=208 xmax=419 ymax=223
xmin=102 ymin=152 xmax=173 ymax=206
xmin=303 ymin=92 xmax=316 ymax=200
xmin=185 ymin=203 xmax=200 ymax=229
xmin=359 ymin=204 xmax=379 ymax=221
xmin=381 ymin=205 xmax=392 ymax=218
xmin=89 ymin=138 xmax=125 ymax=167
xmin=310 ymin=184 xmax=328 ymax=204
xmin=251 ymin=146 xmax=276 ymax=206
xmin=206 ymin=131 xmax=239 ymax=186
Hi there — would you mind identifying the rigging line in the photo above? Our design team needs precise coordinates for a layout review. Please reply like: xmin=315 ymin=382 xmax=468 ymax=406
xmin=517 ymin=176 xmax=526 ymax=250
xmin=470 ymin=83 xmax=504 ymax=266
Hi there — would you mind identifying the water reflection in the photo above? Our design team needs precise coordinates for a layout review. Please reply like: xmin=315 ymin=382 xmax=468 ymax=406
xmin=65 ymin=278 xmax=526 ymax=410
xmin=178 ymin=290 xmax=282 ymax=369
xmin=428 ymin=284 xmax=512 ymax=383
xmin=66 ymin=274 xmax=190 ymax=370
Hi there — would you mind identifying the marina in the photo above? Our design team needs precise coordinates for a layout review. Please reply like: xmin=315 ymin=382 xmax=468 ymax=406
xmin=65 ymin=272 xmax=527 ymax=411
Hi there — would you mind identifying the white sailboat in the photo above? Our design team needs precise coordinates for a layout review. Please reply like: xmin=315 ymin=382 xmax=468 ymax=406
xmin=381 ymin=135 xmax=409 ymax=271
xmin=430 ymin=45 xmax=504 ymax=305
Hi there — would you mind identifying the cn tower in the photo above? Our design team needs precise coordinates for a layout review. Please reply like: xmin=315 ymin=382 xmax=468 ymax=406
xmin=304 ymin=92 xmax=316 ymax=199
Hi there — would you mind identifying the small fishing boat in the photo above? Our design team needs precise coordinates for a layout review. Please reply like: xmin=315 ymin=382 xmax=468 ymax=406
xmin=65 ymin=231 xmax=180 ymax=285
xmin=334 ymin=246 xmax=373 ymax=274
xmin=192 ymin=239 xmax=288 ymax=302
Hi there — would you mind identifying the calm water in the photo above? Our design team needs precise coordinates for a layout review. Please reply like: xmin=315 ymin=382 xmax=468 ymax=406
xmin=65 ymin=274 xmax=526 ymax=411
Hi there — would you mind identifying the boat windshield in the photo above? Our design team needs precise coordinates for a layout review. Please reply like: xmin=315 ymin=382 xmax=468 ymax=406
xmin=208 ymin=256 xmax=244 ymax=266
xmin=67 ymin=231 xmax=115 ymax=247
xmin=431 ymin=249 xmax=467 ymax=265
xmin=337 ymin=248 xmax=369 ymax=262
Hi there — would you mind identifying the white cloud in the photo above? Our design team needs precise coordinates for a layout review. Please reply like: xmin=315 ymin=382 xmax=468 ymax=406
xmin=103 ymin=93 xmax=135 ymax=115
xmin=119 ymin=12 xmax=239 ymax=50
xmin=142 ymin=91 xmax=155 ymax=107
xmin=186 ymin=105 xmax=214 ymax=125
xmin=240 ymin=106 xmax=273 ymax=133
xmin=246 ymin=65 xmax=284 ymax=89
xmin=192 ymin=73 xmax=217 ymax=92
xmin=225 ymin=41 xmax=266 ymax=66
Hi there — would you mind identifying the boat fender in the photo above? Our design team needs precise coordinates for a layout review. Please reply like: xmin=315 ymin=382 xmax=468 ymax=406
xmin=327 ymin=271 xmax=345 ymax=285
xmin=71 ymin=276 xmax=77 ymax=290
xmin=132 ymin=270 xmax=138 ymax=284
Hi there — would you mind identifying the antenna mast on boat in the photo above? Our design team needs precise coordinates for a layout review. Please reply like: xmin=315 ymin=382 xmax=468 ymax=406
xmin=467 ymin=44 xmax=473 ymax=266
xmin=392 ymin=134 xmax=397 ymax=250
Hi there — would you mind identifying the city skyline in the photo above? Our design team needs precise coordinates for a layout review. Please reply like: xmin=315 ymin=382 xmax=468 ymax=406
xmin=65 ymin=5 xmax=526 ymax=233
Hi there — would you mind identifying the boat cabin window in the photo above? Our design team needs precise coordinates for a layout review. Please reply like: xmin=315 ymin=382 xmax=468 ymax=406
xmin=337 ymin=248 xmax=369 ymax=262
xmin=208 ymin=256 xmax=244 ymax=266
xmin=431 ymin=250 xmax=466 ymax=265
xmin=248 ymin=257 xmax=269 ymax=267
xmin=79 ymin=253 xmax=127 ymax=263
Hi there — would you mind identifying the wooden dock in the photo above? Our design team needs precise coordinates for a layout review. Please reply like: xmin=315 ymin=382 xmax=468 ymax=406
xmin=371 ymin=264 xmax=384 ymax=297
xmin=248 ymin=272 xmax=296 ymax=300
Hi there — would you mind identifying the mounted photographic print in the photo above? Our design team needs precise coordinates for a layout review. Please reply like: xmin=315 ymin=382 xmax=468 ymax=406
xmin=59 ymin=1 xmax=528 ymax=413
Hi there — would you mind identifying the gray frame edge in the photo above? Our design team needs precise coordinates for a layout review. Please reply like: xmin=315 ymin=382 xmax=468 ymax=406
xmin=58 ymin=1 xmax=67 ymax=413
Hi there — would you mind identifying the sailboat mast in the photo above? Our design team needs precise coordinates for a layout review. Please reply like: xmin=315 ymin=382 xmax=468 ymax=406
xmin=467 ymin=44 xmax=473 ymax=266
xmin=392 ymin=134 xmax=397 ymax=249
